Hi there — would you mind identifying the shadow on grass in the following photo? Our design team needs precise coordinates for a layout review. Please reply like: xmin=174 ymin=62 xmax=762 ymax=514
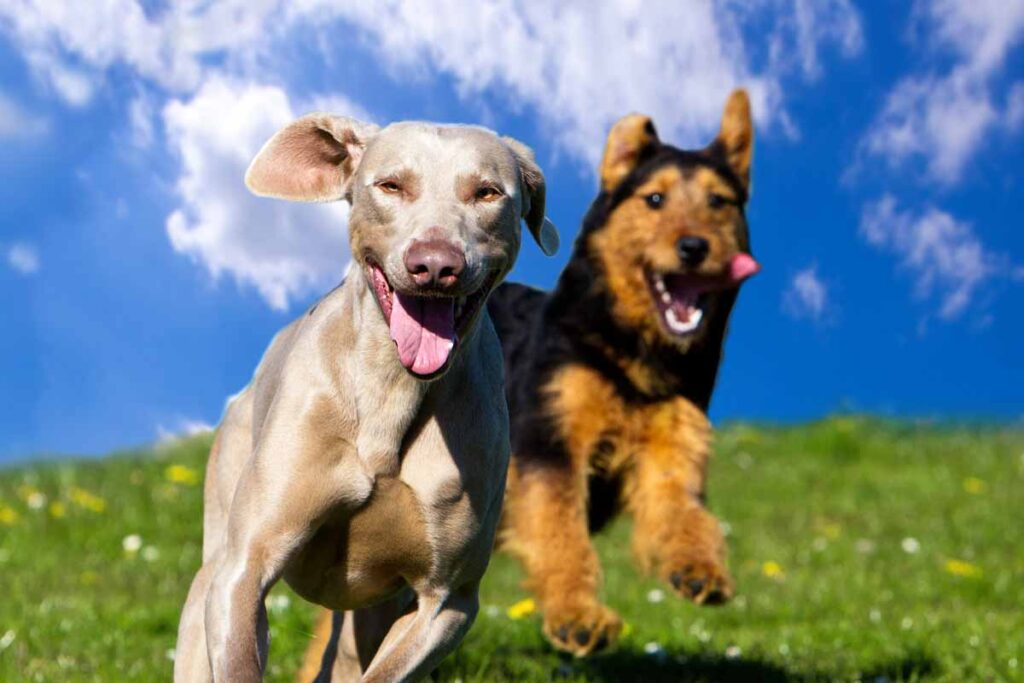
xmin=568 ymin=646 xmax=938 ymax=682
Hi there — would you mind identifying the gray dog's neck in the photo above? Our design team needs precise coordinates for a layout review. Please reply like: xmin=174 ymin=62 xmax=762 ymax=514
xmin=342 ymin=271 xmax=483 ymax=476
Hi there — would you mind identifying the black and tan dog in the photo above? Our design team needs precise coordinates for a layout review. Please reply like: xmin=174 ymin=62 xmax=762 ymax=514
xmin=488 ymin=89 xmax=760 ymax=656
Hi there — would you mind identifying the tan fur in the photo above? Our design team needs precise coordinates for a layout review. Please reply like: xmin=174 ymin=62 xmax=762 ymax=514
xmin=495 ymin=93 xmax=752 ymax=657
xmin=500 ymin=364 xmax=732 ymax=656
xmin=174 ymin=118 xmax=557 ymax=682
xmin=591 ymin=165 xmax=746 ymax=358
xmin=598 ymin=113 xmax=659 ymax=191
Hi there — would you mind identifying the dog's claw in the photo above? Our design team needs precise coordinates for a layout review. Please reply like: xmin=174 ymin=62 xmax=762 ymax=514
xmin=543 ymin=603 xmax=623 ymax=657
xmin=573 ymin=628 xmax=591 ymax=646
xmin=665 ymin=558 xmax=734 ymax=606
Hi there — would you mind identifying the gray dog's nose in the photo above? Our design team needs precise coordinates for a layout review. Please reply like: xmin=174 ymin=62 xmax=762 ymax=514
xmin=404 ymin=239 xmax=466 ymax=289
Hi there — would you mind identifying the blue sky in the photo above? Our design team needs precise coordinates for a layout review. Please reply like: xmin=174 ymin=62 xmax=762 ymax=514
xmin=1 ymin=1 xmax=1022 ymax=461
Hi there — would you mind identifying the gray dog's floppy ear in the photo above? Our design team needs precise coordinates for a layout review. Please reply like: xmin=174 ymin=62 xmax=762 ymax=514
xmin=245 ymin=114 xmax=379 ymax=202
xmin=502 ymin=137 xmax=559 ymax=256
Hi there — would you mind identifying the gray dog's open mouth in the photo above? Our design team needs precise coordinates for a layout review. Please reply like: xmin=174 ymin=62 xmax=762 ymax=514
xmin=367 ymin=261 xmax=495 ymax=378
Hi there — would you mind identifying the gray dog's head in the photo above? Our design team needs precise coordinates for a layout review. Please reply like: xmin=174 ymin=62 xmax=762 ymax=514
xmin=245 ymin=114 xmax=558 ymax=379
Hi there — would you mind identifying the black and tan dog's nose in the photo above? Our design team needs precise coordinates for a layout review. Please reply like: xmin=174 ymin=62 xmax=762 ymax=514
xmin=676 ymin=236 xmax=709 ymax=267
xmin=404 ymin=239 xmax=466 ymax=289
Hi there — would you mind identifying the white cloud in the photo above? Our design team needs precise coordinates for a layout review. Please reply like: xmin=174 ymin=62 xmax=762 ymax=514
xmin=0 ymin=92 xmax=48 ymax=139
xmin=163 ymin=77 xmax=363 ymax=310
xmin=156 ymin=417 xmax=214 ymax=445
xmin=128 ymin=90 xmax=156 ymax=148
xmin=859 ymin=195 xmax=1010 ymax=319
xmin=2 ymin=0 xmax=863 ymax=162
xmin=293 ymin=0 xmax=862 ymax=164
xmin=1 ymin=0 xmax=864 ymax=308
xmin=859 ymin=0 xmax=1024 ymax=183
xmin=6 ymin=243 xmax=40 ymax=275
xmin=783 ymin=264 xmax=831 ymax=322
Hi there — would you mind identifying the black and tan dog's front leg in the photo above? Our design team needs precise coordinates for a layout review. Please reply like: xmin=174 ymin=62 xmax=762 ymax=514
xmin=503 ymin=462 xmax=622 ymax=657
xmin=625 ymin=398 xmax=733 ymax=605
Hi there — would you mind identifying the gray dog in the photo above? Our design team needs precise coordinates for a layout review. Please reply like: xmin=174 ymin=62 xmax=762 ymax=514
xmin=173 ymin=113 xmax=558 ymax=682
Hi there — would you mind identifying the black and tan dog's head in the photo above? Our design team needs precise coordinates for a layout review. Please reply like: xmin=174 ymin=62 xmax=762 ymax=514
xmin=584 ymin=89 xmax=760 ymax=353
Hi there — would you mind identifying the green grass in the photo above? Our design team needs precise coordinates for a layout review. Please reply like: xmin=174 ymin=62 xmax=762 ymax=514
xmin=1 ymin=418 xmax=1022 ymax=681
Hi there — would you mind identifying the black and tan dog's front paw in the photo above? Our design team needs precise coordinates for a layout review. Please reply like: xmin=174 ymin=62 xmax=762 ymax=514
xmin=666 ymin=558 xmax=734 ymax=606
xmin=542 ymin=602 xmax=623 ymax=657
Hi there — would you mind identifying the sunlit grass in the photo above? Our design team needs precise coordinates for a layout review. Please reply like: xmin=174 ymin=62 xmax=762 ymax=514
xmin=1 ymin=418 xmax=1022 ymax=681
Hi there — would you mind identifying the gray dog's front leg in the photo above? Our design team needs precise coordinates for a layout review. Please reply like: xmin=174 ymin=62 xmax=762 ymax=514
xmin=359 ymin=583 xmax=480 ymax=683
xmin=203 ymin=554 xmax=272 ymax=682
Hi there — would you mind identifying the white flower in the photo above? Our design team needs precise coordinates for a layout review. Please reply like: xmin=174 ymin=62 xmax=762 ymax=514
xmin=855 ymin=539 xmax=876 ymax=554
xmin=869 ymin=608 xmax=882 ymax=623
xmin=901 ymin=617 xmax=913 ymax=630
xmin=165 ymin=648 xmax=176 ymax=662
xmin=484 ymin=605 xmax=500 ymax=617
xmin=141 ymin=546 xmax=160 ymax=562
xmin=901 ymin=537 xmax=920 ymax=554
xmin=725 ymin=645 xmax=742 ymax=659
xmin=27 ymin=492 xmax=47 ymax=510
xmin=646 ymin=588 xmax=665 ymax=604
xmin=0 ymin=630 xmax=15 ymax=650
xmin=778 ymin=643 xmax=790 ymax=656
xmin=265 ymin=594 xmax=291 ymax=613
xmin=643 ymin=641 xmax=664 ymax=655
xmin=122 ymin=534 xmax=143 ymax=553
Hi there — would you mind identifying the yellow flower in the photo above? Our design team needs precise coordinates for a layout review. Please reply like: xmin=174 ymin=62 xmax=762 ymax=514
xmin=944 ymin=559 xmax=983 ymax=579
xmin=821 ymin=523 xmax=841 ymax=540
xmin=962 ymin=477 xmax=986 ymax=494
xmin=762 ymin=561 xmax=785 ymax=579
xmin=506 ymin=598 xmax=536 ymax=619
xmin=0 ymin=505 xmax=19 ymax=526
xmin=621 ymin=622 xmax=633 ymax=637
xmin=165 ymin=464 xmax=200 ymax=486
xmin=69 ymin=487 xmax=107 ymax=513
xmin=49 ymin=501 xmax=67 ymax=518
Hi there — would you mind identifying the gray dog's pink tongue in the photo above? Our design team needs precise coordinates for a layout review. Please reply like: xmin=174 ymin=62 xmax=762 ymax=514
xmin=390 ymin=292 xmax=457 ymax=375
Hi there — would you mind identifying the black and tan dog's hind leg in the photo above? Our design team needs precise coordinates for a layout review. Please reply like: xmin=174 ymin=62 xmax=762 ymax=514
xmin=624 ymin=398 xmax=733 ymax=605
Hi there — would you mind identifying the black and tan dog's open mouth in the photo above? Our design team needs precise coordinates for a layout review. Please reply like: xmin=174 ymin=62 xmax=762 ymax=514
xmin=645 ymin=253 xmax=761 ymax=338
xmin=367 ymin=261 xmax=496 ymax=377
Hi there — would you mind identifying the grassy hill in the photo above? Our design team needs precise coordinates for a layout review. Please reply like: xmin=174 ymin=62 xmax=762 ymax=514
xmin=1 ymin=418 xmax=1022 ymax=681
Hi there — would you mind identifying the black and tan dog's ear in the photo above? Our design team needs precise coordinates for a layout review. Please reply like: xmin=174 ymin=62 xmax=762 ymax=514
xmin=711 ymin=89 xmax=753 ymax=190
xmin=503 ymin=137 xmax=559 ymax=256
xmin=245 ymin=114 xmax=379 ymax=202
xmin=599 ymin=113 xmax=660 ymax=192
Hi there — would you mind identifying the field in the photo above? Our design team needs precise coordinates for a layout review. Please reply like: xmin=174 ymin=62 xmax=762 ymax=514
xmin=1 ymin=418 xmax=1022 ymax=681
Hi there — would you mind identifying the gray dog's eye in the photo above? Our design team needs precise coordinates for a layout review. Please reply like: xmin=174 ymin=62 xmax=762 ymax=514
xmin=475 ymin=186 xmax=503 ymax=201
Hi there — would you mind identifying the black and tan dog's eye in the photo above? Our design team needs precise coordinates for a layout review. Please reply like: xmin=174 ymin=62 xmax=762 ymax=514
xmin=708 ymin=193 xmax=729 ymax=209
xmin=475 ymin=186 xmax=503 ymax=201
xmin=645 ymin=192 xmax=664 ymax=209
xmin=376 ymin=180 xmax=402 ymax=194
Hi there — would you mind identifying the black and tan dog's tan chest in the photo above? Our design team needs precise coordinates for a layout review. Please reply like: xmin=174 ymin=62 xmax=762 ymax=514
xmin=488 ymin=89 xmax=761 ymax=656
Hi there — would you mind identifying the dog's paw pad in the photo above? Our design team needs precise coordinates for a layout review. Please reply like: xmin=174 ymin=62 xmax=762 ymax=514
xmin=543 ymin=604 xmax=622 ymax=657
xmin=666 ymin=560 xmax=734 ymax=606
